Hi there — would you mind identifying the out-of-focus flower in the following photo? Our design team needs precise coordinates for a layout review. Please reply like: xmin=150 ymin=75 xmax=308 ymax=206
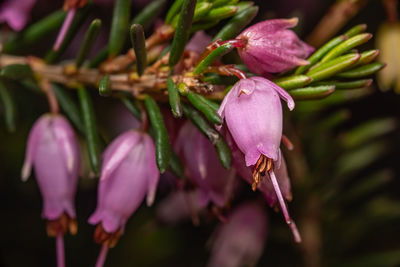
xmin=0 ymin=0 xmax=37 ymax=31
xmin=175 ymin=121 xmax=236 ymax=208
xmin=89 ymin=130 xmax=159 ymax=247
xmin=237 ymin=18 xmax=314 ymax=75
xmin=156 ymin=190 xmax=206 ymax=225
xmin=186 ymin=30 xmax=212 ymax=54
xmin=207 ymin=202 xmax=268 ymax=267
xmin=376 ymin=22 xmax=400 ymax=92
xmin=21 ymin=114 xmax=80 ymax=236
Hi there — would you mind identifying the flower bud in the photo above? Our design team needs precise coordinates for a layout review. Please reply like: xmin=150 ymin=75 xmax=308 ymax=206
xmin=207 ymin=202 xmax=268 ymax=267
xmin=22 ymin=114 xmax=80 ymax=236
xmin=88 ymin=130 xmax=159 ymax=247
xmin=237 ymin=18 xmax=314 ymax=75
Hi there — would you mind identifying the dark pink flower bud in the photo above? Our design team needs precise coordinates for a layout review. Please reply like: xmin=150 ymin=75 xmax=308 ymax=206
xmin=22 ymin=114 xmax=80 ymax=235
xmin=89 ymin=130 xmax=159 ymax=247
xmin=175 ymin=121 xmax=236 ymax=208
xmin=237 ymin=18 xmax=314 ymax=75
xmin=207 ymin=203 xmax=268 ymax=267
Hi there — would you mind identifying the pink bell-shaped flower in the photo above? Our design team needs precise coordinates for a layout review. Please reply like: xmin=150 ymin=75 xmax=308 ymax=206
xmin=207 ymin=202 xmax=268 ymax=267
xmin=21 ymin=113 xmax=80 ymax=236
xmin=175 ymin=121 xmax=236 ymax=208
xmin=89 ymin=130 xmax=159 ymax=247
xmin=237 ymin=18 xmax=314 ymax=75
xmin=218 ymin=76 xmax=294 ymax=167
xmin=219 ymin=77 xmax=301 ymax=242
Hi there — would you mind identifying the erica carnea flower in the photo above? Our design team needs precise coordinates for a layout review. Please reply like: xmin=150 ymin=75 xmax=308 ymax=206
xmin=89 ymin=130 xmax=159 ymax=247
xmin=219 ymin=77 xmax=301 ymax=242
xmin=237 ymin=18 xmax=314 ymax=75
xmin=175 ymin=121 xmax=236 ymax=208
xmin=21 ymin=114 xmax=80 ymax=236
xmin=207 ymin=202 xmax=267 ymax=267
xmin=219 ymin=77 xmax=294 ymax=168
xmin=0 ymin=0 xmax=37 ymax=31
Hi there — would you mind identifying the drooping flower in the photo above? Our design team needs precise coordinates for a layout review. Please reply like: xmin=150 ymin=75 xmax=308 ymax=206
xmin=21 ymin=114 xmax=80 ymax=236
xmin=88 ymin=130 xmax=159 ymax=247
xmin=175 ymin=121 xmax=237 ymax=208
xmin=218 ymin=77 xmax=301 ymax=242
xmin=0 ymin=0 xmax=37 ymax=31
xmin=218 ymin=76 xmax=294 ymax=168
xmin=207 ymin=202 xmax=268 ymax=267
xmin=237 ymin=18 xmax=314 ymax=75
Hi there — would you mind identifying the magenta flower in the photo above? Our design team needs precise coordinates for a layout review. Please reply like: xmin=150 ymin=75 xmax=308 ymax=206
xmin=237 ymin=18 xmax=314 ymax=75
xmin=207 ymin=202 xmax=268 ymax=267
xmin=186 ymin=30 xmax=212 ymax=54
xmin=218 ymin=76 xmax=294 ymax=167
xmin=0 ymin=0 xmax=37 ymax=31
xmin=219 ymin=77 xmax=301 ymax=242
xmin=22 ymin=114 xmax=80 ymax=232
xmin=175 ymin=121 xmax=236 ymax=208
xmin=89 ymin=130 xmax=159 ymax=247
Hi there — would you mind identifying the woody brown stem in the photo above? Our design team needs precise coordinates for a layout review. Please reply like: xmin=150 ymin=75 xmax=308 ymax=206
xmin=0 ymin=54 xmax=224 ymax=100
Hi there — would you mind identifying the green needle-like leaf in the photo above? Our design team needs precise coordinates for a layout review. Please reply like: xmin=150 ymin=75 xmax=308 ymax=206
xmin=169 ymin=152 xmax=184 ymax=178
xmin=336 ymin=62 xmax=386 ymax=79
xmin=169 ymin=0 xmax=197 ymax=67
xmin=313 ymin=79 xmax=372 ymax=90
xmin=187 ymin=91 xmax=222 ymax=125
xmin=121 ymin=96 xmax=141 ymax=120
xmin=344 ymin=24 xmax=367 ymax=38
xmin=108 ymin=0 xmax=131 ymax=58
xmin=215 ymin=138 xmax=232 ymax=169
xmin=75 ymin=19 xmax=102 ymax=68
xmin=130 ymin=24 xmax=147 ymax=76
xmin=78 ymin=86 xmax=101 ymax=175
xmin=213 ymin=5 xmax=258 ymax=41
xmin=52 ymin=83 xmax=85 ymax=134
xmin=132 ymin=0 xmax=166 ymax=29
xmin=166 ymin=0 xmax=184 ymax=24
xmin=193 ymin=43 xmax=234 ymax=75
xmin=295 ymin=35 xmax=347 ymax=74
xmin=274 ymin=75 xmax=313 ymax=90
xmin=202 ymin=5 xmax=238 ymax=21
xmin=144 ymin=95 xmax=172 ymax=173
xmin=321 ymin=33 xmax=372 ymax=63
xmin=167 ymin=78 xmax=182 ymax=118
xmin=306 ymin=53 xmax=361 ymax=82
xmin=182 ymin=103 xmax=220 ymax=144
xmin=0 ymin=80 xmax=17 ymax=132
xmin=289 ymin=85 xmax=335 ymax=100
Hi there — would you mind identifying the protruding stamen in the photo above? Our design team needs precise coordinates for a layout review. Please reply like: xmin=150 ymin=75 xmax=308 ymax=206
xmin=95 ymin=245 xmax=109 ymax=267
xmin=269 ymin=169 xmax=302 ymax=243
xmin=252 ymin=155 xmax=273 ymax=190
xmin=56 ymin=232 xmax=65 ymax=267
xmin=53 ymin=9 xmax=77 ymax=51
xmin=94 ymin=224 xmax=121 ymax=248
